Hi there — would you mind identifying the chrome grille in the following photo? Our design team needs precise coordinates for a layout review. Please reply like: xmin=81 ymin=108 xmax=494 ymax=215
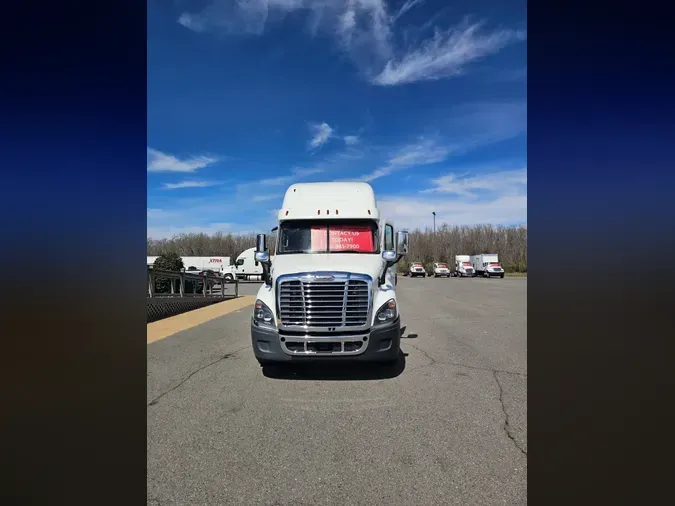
xmin=278 ymin=277 xmax=370 ymax=328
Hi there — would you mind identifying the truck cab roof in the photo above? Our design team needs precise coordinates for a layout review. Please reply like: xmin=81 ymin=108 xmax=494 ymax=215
xmin=279 ymin=182 xmax=379 ymax=221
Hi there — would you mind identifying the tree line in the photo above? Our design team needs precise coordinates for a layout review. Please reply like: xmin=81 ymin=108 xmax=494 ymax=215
xmin=147 ymin=224 xmax=527 ymax=273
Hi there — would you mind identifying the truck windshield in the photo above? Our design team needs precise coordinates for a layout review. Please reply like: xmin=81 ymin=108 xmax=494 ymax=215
xmin=277 ymin=219 xmax=378 ymax=254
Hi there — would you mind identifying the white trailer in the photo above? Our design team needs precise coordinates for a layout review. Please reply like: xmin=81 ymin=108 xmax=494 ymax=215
xmin=453 ymin=255 xmax=475 ymax=277
xmin=234 ymin=247 xmax=275 ymax=280
xmin=470 ymin=254 xmax=504 ymax=278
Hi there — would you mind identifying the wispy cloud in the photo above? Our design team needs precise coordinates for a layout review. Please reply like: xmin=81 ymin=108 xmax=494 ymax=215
xmin=343 ymin=135 xmax=360 ymax=146
xmin=257 ymin=167 xmax=324 ymax=187
xmin=176 ymin=1 xmax=524 ymax=86
xmin=308 ymin=122 xmax=333 ymax=150
xmin=147 ymin=147 xmax=219 ymax=173
xmin=378 ymin=193 xmax=526 ymax=230
xmin=251 ymin=194 xmax=282 ymax=202
xmin=360 ymin=138 xmax=450 ymax=182
xmin=422 ymin=168 xmax=527 ymax=198
xmin=161 ymin=180 xmax=222 ymax=190
xmin=372 ymin=20 xmax=526 ymax=85
xmin=392 ymin=0 xmax=425 ymax=23
xmin=377 ymin=165 xmax=527 ymax=229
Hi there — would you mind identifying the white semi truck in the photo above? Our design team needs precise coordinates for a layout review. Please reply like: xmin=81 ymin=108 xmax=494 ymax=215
xmin=250 ymin=182 xmax=408 ymax=367
xmin=147 ymin=256 xmax=237 ymax=280
xmin=453 ymin=255 xmax=475 ymax=277
xmin=234 ymin=247 xmax=275 ymax=280
xmin=471 ymin=254 xmax=505 ymax=278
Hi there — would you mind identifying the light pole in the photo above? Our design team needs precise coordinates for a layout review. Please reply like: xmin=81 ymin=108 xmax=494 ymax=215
xmin=432 ymin=212 xmax=436 ymax=235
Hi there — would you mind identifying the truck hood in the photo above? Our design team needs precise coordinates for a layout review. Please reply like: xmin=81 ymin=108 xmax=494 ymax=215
xmin=271 ymin=253 xmax=384 ymax=282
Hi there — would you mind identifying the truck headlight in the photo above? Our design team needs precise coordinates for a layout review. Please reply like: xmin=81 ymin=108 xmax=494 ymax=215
xmin=375 ymin=299 xmax=397 ymax=325
xmin=253 ymin=299 xmax=275 ymax=327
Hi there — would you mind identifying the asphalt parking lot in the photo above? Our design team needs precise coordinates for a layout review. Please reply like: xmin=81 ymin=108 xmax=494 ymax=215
xmin=147 ymin=276 xmax=527 ymax=505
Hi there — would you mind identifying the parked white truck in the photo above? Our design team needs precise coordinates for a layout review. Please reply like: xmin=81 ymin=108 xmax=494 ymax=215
xmin=432 ymin=262 xmax=451 ymax=277
xmin=250 ymin=182 xmax=408 ymax=367
xmin=235 ymin=247 xmax=276 ymax=281
xmin=147 ymin=256 xmax=237 ymax=280
xmin=453 ymin=255 xmax=475 ymax=277
xmin=409 ymin=262 xmax=426 ymax=277
xmin=470 ymin=254 xmax=505 ymax=278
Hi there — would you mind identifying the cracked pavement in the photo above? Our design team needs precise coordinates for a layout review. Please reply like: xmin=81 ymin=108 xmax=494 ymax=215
xmin=148 ymin=277 xmax=527 ymax=505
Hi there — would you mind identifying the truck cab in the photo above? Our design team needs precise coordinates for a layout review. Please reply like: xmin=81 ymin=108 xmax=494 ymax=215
xmin=235 ymin=247 xmax=274 ymax=281
xmin=250 ymin=182 xmax=408 ymax=367
xmin=409 ymin=262 xmax=426 ymax=277
xmin=471 ymin=254 xmax=505 ymax=278
xmin=433 ymin=262 xmax=451 ymax=277
xmin=453 ymin=255 xmax=475 ymax=277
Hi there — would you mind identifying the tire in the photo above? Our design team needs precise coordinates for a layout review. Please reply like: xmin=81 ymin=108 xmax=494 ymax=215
xmin=500 ymin=274 xmax=504 ymax=279
xmin=224 ymin=274 xmax=233 ymax=281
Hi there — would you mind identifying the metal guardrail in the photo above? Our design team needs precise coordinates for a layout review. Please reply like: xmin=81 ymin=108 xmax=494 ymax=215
xmin=148 ymin=266 xmax=239 ymax=298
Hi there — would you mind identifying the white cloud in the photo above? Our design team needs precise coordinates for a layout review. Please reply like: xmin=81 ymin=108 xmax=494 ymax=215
xmin=308 ymin=122 xmax=333 ymax=149
xmin=378 ymin=166 xmax=527 ymax=229
xmin=257 ymin=167 xmax=324 ymax=186
xmin=344 ymin=135 xmax=360 ymax=145
xmin=422 ymin=168 xmax=527 ymax=198
xmin=251 ymin=194 xmax=282 ymax=202
xmin=147 ymin=147 xmax=219 ymax=173
xmin=176 ymin=1 xmax=524 ymax=86
xmin=360 ymin=138 xmax=450 ymax=182
xmin=392 ymin=0 xmax=425 ymax=23
xmin=378 ymin=193 xmax=526 ymax=230
xmin=161 ymin=180 xmax=222 ymax=190
xmin=372 ymin=20 xmax=526 ymax=85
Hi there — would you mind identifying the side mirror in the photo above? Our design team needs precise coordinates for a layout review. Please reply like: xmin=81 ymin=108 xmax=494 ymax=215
xmin=396 ymin=230 xmax=409 ymax=256
xmin=382 ymin=250 xmax=397 ymax=262
xmin=255 ymin=251 xmax=270 ymax=263
xmin=255 ymin=233 xmax=272 ymax=286
xmin=256 ymin=233 xmax=267 ymax=254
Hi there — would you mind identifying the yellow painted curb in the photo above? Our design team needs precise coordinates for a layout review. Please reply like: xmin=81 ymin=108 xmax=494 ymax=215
xmin=147 ymin=296 xmax=256 ymax=344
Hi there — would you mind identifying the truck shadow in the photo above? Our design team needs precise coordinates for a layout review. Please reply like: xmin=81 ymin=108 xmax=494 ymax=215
xmin=261 ymin=350 xmax=407 ymax=381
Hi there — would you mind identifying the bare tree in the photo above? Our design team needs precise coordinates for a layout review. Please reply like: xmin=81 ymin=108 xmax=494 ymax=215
xmin=148 ymin=225 xmax=526 ymax=273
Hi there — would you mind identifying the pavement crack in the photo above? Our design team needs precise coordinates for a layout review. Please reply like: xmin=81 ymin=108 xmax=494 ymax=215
xmin=493 ymin=370 xmax=528 ymax=457
xmin=147 ymin=346 xmax=247 ymax=407
xmin=404 ymin=342 xmax=526 ymax=377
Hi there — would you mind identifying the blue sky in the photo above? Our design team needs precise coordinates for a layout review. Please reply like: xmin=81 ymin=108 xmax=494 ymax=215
xmin=147 ymin=0 xmax=527 ymax=238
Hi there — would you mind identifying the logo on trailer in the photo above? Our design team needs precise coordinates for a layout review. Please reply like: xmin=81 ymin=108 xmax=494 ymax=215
xmin=209 ymin=258 xmax=222 ymax=263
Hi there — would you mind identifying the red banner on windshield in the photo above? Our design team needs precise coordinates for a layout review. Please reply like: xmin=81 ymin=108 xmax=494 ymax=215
xmin=311 ymin=225 xmax=374 ymax=252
